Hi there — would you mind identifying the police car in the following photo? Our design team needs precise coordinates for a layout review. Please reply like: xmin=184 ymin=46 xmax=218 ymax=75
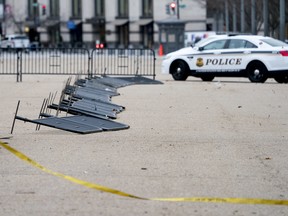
xmin=0 ymin=34 xmax=30 ymax=50
xmin=161 ymin=35 xmax=288 ymax=83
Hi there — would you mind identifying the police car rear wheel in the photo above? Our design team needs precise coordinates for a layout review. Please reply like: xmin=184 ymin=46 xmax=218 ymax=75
xmin=247 ymin=62 xmax=268 ymax=83
xmin=171 ymin=60 xmax=189 ymax=81
xmin=274 ymin=75 xmax=288 ymax=84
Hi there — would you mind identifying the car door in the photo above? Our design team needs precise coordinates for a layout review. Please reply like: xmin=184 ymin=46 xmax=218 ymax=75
xmin=192 ymin=39 xmax=228 ymax=72
xmin=220 ymin=39 xmax=257 ymax=72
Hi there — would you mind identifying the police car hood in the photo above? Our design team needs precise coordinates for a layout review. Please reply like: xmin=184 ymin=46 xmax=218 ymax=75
xmin=167 ymin=47 xmax=196 ymax=57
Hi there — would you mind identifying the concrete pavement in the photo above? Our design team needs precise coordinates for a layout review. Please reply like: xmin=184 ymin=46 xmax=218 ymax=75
xmin=0 ymin=58 xmax=288 ymax=215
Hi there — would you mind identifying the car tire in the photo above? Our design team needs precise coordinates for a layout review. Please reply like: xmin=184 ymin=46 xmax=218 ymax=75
xmin=170 ymin=60 xmax=189 ymax=81
xmin=274 ymin=75 xmax=288 ymax=84
xmin=247 ymin=61 xmax=268 ymax=83
xmin=200 ymin=75 xmax=214 ymax=82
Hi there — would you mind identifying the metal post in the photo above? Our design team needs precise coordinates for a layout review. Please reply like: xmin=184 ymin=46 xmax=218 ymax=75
xmin=279 ymin=0 xmax=285 ymax=41
xmin=33 ymin=0 xmax=39 ymax=28
xmin=251 ymin=0 xmax=256 ymax=35
xmin=16 ymin=51 xmax=20 ymax=82
xmin=263 ymin=0 xmax=268 ymax=36
xmin=10 ymin=100 xmax=21 ymax=134
xmin=241 ymin=0 xmax=245 ymax=32
xmin=225 ymin=0 xmax=229 ymax=32
xmin=176 ymin=0 xmax=180 ymax=20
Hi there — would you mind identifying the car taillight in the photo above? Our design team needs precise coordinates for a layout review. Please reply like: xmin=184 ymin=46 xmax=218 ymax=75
xmin=96 ymin=43 xmax=104 ymax=49
xmin=280 ymin=50 xmax=288 ymax=56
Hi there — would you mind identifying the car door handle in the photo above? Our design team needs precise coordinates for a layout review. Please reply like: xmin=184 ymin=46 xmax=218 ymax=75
xmin=243 ymin=51 xmax=251 ymax=54
xmin=213 ymin=51 xmax=221 ymax=55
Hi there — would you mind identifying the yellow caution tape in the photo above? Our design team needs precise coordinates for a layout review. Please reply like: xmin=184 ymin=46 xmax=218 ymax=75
xmin=1 ymin=141 xmax=288 ymax=206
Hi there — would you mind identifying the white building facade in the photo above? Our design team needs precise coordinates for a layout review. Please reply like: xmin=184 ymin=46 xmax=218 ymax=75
xmin=1 ymin=0 xmax=207 ymax=48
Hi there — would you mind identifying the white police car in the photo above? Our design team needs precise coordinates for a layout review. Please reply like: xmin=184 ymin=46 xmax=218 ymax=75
xmin=0 ymin=34 xmax=30 ymax=50
xmin=162 ymin=35 xmax=288 ymax=83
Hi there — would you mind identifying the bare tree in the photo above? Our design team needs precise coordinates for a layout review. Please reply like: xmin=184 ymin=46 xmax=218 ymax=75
xmin=205 ymin=0 xmax=287 ymax=38
xmin=268 ymin=0 xmax=280 ymax=37
xmin=267 ymin=0 xmax=288 ymax=38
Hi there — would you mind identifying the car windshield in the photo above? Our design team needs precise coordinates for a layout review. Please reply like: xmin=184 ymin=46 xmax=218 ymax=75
xmin=261 ymin=38 xmax=287 ymax=47
xmin=194 ymin=35 xmax=228 ymax=48
xmin=195 ymin=37 xmax=217 ymax=47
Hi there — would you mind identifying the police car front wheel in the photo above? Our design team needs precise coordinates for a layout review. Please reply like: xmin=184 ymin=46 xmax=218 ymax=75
xmin=170 ymin=60 xmax=189 ymax=81
xmin=247 ymin=61 xmax=268 ymax=83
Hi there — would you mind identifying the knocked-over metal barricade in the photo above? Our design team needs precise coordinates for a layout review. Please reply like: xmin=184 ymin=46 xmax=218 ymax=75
xmin=0 ymin=48 xmax=156 ymax=81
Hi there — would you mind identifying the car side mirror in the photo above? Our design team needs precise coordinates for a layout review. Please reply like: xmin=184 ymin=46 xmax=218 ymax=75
xmin=198 ymin=47 xmax=204 ymax=51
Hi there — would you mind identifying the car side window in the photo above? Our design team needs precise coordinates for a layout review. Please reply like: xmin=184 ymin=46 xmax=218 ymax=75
xmin=228 ymin=39 xmax=245 ymax=49
xmin=202 ymin=40 xmax=227 ymax=50
xmin=227 ymin=39 xmax=258 ymax=49
xmin=245 ymin=41 xmax=257 ymax=48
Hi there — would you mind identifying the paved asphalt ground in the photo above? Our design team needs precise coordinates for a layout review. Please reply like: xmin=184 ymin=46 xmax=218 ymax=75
xmin=0 ymin=58 xmax=288 ymax=216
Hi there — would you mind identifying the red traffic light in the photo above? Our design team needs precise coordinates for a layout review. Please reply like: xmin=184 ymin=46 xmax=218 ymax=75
xmin=170 ymin=2 xmax=176 ymax=9
xmin=42 ymin=4 xmax=46 ymax=15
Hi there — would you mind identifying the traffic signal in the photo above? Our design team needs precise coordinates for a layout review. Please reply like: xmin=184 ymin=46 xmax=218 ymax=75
xmin=165 ymin=4 xmax=170 ymax=15
xmin=170 ymin=2 xmax=176 ymax=14
xmin=42 ymin=4 xmax=46 ymax=15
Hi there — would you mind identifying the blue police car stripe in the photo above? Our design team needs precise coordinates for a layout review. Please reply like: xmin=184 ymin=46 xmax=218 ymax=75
xmin=185 ymin=50 xmax=277 ymax=57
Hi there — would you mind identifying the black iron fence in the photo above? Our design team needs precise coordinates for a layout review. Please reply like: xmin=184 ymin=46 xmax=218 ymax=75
xmin=91 ymin=49 xmax=155 ymax=78
xmin=0 ymin=49 xmax=19 ymax=77
xmin=0 ymin=48 xmax=156 ymax=82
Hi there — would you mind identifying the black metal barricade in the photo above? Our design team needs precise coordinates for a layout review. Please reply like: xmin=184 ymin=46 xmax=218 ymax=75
xmin=0 ymin=48 xmax=156 ymax=82
xmin=91 ymin=49 xmax=156 ymax=79
xmin=20 ymin=48 xmax=90 ymax=81
xmin=0 ymin=49 xmax=21 ymax=81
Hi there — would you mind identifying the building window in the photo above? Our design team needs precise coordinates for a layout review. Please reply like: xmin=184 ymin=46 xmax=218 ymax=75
xmin=72 ymin=0 xmax=82 ymax=18
xmin=50 ymin=0 xmax=60 ymax=18
xmin=95 ymin=0 xmax=105 ymax=17
xmin=28 ymin=0 xmax=39 ymax=17
xmin=118 ymin=0 xmax=128 ymax=18
xmin=142 ymin=0 xmax=152 ymax=18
